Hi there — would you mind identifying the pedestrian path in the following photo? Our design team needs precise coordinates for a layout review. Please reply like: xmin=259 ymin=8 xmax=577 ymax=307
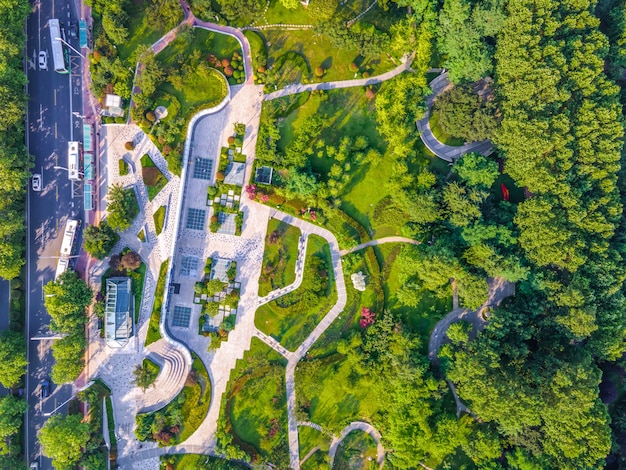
xmin=329 ymin=421 xmax=385 ymax=468
xmin=339 ymin=235 xmax=420 ymax=256
xmin=417 ymin=72 xmax=494 ymax=162
xmin=264 ymin=53 xmax=414 ymax=101
xmin=257 ymin=233 xmax=308 ymax=306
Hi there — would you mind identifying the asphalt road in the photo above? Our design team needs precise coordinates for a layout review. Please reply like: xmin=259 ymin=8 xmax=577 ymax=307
xmin=25 ymin=0 xmax=85 ymax=467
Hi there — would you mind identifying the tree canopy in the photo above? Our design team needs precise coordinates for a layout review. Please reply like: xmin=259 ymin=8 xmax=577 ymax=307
xmin=39 ymin=414 xmax=91 ymax=468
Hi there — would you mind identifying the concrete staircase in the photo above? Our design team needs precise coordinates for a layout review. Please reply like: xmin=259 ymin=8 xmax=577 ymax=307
xmin=139 ymin=339 xmax=191 ymax=413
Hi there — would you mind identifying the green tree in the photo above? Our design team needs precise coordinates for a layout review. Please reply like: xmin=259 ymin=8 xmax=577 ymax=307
xmin=43 ymin=270 xmax=93 ymax=333
xmin=454 ymin=153 xmax=499 ymax=187
xmin=39 ymin=414 xmax=90 ymax=468
xmin=106 ymin=184 xmax=139 ymax=232
xmin=0 ymin=331 xmax=27 ymax=388
xmin=432 ymin=85 xmax=499 ymax=141
xmin=83 ymin=221 xmax=119 ymax=260
xmin=51 ymin=333 xmax=86 ymax=384
xmin=0 ymin=395 xmax=27 ymax=451
xmin=133 ymin=359 xmax=160 ymax=390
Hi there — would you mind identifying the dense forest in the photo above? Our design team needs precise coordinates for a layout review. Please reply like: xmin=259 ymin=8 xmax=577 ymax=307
xmin=247 ymin=0 xmax=626 ymax=467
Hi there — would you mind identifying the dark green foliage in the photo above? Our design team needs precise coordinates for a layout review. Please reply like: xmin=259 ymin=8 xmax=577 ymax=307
xmin=51 ymin=332 xmax=87 ymax=384
xmin=317 ymin=19 xmax=391 ymax=58
xmin=0 ymin=0 xmax=33 ymax=280
xmin=453 ymin=153 xmax=499 ymax=188
xmin=431 ymin=84 xmax=499 ymax=141
xmin=44 ymin=270 xmax=93 ymax=333
xmin=106 ymin=184 xmax=139 ymax=232
xmin=133 ymin=358 xmax=160 ymax=390
xmin=216 ymin=0 xmax=265 ymax=26
xmin=0 ymin=331 xmax=27 ymax=388
xmin=0 ymin=395 xmax=27 ymax=460
xmin=83 ymin=221 xmax=119 ymax=260
xmin=39 ymin=414 xmax=91 ymax=468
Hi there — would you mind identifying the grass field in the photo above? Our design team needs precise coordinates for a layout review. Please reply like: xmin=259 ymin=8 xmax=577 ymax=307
xmin=258 ymin=219 xmax=301 ymax=296
xmin=334 ymin=430 xmax=378 ymax=469
xmin=163 ymin=454 xmax=249 ymax=469
xmin=255 ymin=234 xmax=337 ymax=351
xmin=141 ymin=154 xmax=168 ymax=201
xmin=142 ymin=357 xmax=160 ymax=388
xmin=177 ymin=354 xmax=212 ymax=443
xmin=299 ymin=426 xmax=330 ymax=466
xmin=153 ymin=206 xmax=166 ymax=235
xmin=117 ymin=0 xmax=166 ymax=63
xmin=223 ymin=338 xmax=289 ymax=465
xmin=145 ymin=261 xmax=168 ymax=346
xmin=119 ymin=158 xmax=129 ymax=176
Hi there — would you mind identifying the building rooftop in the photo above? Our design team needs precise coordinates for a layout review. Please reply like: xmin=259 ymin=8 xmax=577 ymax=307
xmin=105 ymin=277 xmax=134 ymax=348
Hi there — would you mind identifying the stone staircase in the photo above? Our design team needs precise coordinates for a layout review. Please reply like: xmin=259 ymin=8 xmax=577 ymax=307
xmin=139 ymin=339 xmax=191 ymax=413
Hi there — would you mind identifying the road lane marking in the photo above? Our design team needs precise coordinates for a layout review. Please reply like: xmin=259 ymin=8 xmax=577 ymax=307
xmin=55 ymin=185 xmax=58 ymax=202
xmin=54 ymin=122 xmax=57 ymax=138
xmin=54 ymin=89 xmax=56 ymax=106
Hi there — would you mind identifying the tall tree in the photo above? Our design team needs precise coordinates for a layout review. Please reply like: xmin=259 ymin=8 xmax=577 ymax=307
xmin=39 ymin=414 xmax=90 ymax=468
xmin=0 ymin=331 xmax=27 ymax=388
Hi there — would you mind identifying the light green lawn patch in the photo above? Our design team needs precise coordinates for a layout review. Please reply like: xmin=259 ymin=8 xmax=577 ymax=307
xmin=255 ymin=235 xmax=337 ymax=351
xmin=264 ymin=29 xmax=395 ymax=86
xmin=138 ymin=228 xmax=146 ymax=242
xmin=132 ymin=262 xmax=146 ymax=323
xmin=296 ymin=352 xmax=381 ymax=435
xmin=299 ymin=425 xmax=330 ymax=462
xmin=429 ymin=111 xmax=465 ymax=147
xmin=258 ymin=219 xmax=301 ymax=296
xmin=164 ymin=454 xmax=249 ymax=469
xmin=142 ymin=357 xmax=160 ymax=388
xmin=223 ymin=338 xmax=289 ymax=466
xmin=119 ymin=159 xmax=129 ymax=176
xmin=334 ymin=430 xmax=378 ymax=469
xmin=145 ymin=261 xmax=168 ymax=346
xmin=153 ymin=206 xmax=166 ymax=235
xmin=302 ymin=449 xmax=331 ymax=470
xmin=177 ymin=354 xmax=212 ymax=443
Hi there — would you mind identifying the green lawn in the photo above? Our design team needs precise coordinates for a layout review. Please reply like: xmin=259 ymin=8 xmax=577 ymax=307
xmin=299 ymin=426 xmax=330 ymax=464
xmin=334 ymin=430 xmax=378 ymax=469
xmin=145 ymin=261 xmax=168 ymax=346
xmin=135 ymin=353 xmax=211 ymax=446
xmin=163 ymin=454 xmax=249 ymax=469
xmin=255 ymin=234 xmax=337 ymax=351
xmin=142 ymin=357 xmax=160 ymax=388
xmin=119 ymin=158 xmax=129 ymax=176
xmin=221 ymin=338 xmax=289 ymax=466
xmin=140 ymin=154 xmax=168 ymax=201
xmin=153 ymin=206 xmax=166 ymax=235
xmin=258 ymin=219 xmax=301 ymax=296
xmin=263 ymin=28 xmax=395 ymax=87
xmin=429 ymin=111 xmax=465 ymax=147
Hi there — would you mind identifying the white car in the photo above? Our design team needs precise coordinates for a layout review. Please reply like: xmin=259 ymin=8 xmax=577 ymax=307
xmin=38 ymin=51 xmax=47 ymax=70
xmin=32 ymin=174 xmax=42 ymax=192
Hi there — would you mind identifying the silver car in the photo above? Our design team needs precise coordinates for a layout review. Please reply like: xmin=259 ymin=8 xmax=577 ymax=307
xmin=38 ymin=51 xmax=47 ymax=70
xmin=32 ymin=174 xmax=42 ymax=192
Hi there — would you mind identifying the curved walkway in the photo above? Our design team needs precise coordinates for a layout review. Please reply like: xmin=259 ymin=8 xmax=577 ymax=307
xmin=417 ymin=72 xmax=494 ymax=162
xmin=328 ymin=421 xmax=385 ymax=468
xmin=139 ymin=339 xmax=190 ymax=413
xmin=266 ymin=208 xmax=347 ymax=469
xmin=257 ymin=233 xmax=308 ymax=306
xmin=264 ymin=53 xmax=414 ymax=101
xmin=339 ymin=236 xmax=420 ymax=256
xmin=428 ymin=277 xmax=515 ymax=416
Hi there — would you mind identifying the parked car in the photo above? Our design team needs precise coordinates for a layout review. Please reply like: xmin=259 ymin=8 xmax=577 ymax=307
xmin=40 ymin=379 xmax=50 ymax=399
xmin=32 ymin=174 xmax=42 ymax=192
xmin=38 ymin=51 xmax=47 ymax=70
xmin=69 ymin=21 xmax=78 ymax=39
xmin=29 ymin=462 xmax=39 ymax=470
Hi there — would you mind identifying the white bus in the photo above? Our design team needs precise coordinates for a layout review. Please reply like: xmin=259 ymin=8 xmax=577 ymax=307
xmin=48 ymin=19 xmax=68 ymax=74
xmin=55 ymin=219 xmax=79 ymax=279
xmin=67 ymin=141 xmax=81 ymax=180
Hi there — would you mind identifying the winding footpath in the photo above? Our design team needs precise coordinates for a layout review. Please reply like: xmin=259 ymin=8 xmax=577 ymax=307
xmin=329 ymin=421 xmax=385 ymax=468
xmin=264 ymin=53 xmax=415 ymax=101
xmin=339 ymin=236 xmax=420 ymax=256
xmin=428 ymin=277 xmax=515 ymax=416
xmin=417 ymin=72 xmax=494 ymax=162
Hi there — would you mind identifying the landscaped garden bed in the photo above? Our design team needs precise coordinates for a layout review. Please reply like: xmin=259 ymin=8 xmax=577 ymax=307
xmin=145 ymin=261 xmax=169 ymax=346
xmin=153 ymin=206 xmax=166 ymax=235
xmin=255 ymin=234 xmax=337 ymax=351
xmin=258 ymin=219 xmax=302 ymax=296
xmin=215 ymin=338 xmax=289 ymax=466
xmin=135 ymin=354 xmax=212 ymax=446
xmin=140 ymin=154 xmax=168 ymax=201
